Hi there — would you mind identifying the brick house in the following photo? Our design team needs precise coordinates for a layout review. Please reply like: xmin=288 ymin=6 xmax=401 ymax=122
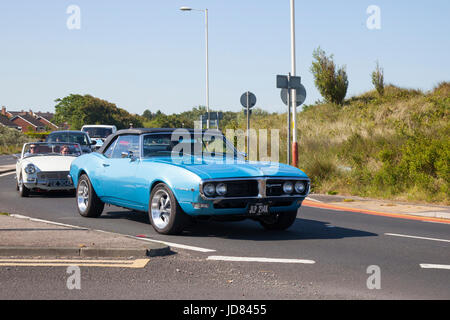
xmin=10 ymin=114 xmax=46 ymax=132
xmin=0 ymin=114 xmax=20 ymax=129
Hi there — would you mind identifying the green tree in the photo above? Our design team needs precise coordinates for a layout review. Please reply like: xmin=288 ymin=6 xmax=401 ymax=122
xmin=372 ymin=61 xmax=385 ymax=96
xmin=310 ymin=47 xmax=349 ymax=105
xmin=54 ymin=94 xmax=142 ymax=130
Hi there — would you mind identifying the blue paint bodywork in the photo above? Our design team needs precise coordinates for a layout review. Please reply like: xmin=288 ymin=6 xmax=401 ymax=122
xmin=69 ymin=133 xmax=310 ymax=217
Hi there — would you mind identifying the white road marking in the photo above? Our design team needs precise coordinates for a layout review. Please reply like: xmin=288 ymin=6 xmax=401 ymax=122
xmin=0 ymin=171 xmax=15 ymax=177
xmin=10 ymin=214 xmax=88 ymax=230
xmin=420 ymin=264 xmax=450 ymax=270
xmin=385 ymin=233 xmax=450 ymax=243
xmin=131 ymin=236 xmax=216 ymax=253
xmin=207 ymin=256 xmax=315 ymax=264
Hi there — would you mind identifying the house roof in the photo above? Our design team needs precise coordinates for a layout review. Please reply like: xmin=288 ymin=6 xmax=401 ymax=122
xmin=0 ymin=115 xmax=18 ymax=127
xmin=11 ymin=114 xmax=45 ymax=128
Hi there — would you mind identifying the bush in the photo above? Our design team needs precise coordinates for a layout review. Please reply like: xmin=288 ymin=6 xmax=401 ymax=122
xmin=371 ymin=61 xmax=385 ymax=96
xmin=310 ymin=47 xmax=349 ymax=105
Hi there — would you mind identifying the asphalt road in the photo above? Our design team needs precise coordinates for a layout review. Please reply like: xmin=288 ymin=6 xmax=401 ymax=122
xmin=0 ymin=172 xmax=449 ymax=299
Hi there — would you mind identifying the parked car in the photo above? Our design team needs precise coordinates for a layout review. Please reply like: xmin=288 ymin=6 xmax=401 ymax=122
xmin=81 ymin=125 xmax=117 ymax=150
xmin=15 ymin=142 xmax=82 ymax=197
xmin=46 ymin=130 xmax=96 ymax=153
xmin=69 ymin=128 xmax=310 ymax=235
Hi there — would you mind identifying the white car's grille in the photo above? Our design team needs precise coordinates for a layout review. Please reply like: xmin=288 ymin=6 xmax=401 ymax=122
xmin=37 ymin=171 xmax=69 ymax=180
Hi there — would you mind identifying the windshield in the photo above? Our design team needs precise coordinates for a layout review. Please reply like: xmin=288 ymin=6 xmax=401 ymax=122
xmin=47 ymin=132 xmax=90 ymax=145
xmin=142 ymin=132 xmax=237 ymax=158
xmin=22 ymin=142 xmax=82 ymax=158
xmin=82 ymin=127 xmax=113 ymax=139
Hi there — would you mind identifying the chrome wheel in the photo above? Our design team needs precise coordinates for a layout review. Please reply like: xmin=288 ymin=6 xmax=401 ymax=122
xmin=151 ymin=189 xmax=171 ymax=229
xmin=77 ymin=179 xmax=89 ymax=214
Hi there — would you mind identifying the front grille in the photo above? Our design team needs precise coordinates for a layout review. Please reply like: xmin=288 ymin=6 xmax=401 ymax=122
xmin=37 ymin=171 xmax=69 ymax=180
xmin=266 ymin=179 xmax=309 ymax=196
xmin=225 ymin=180 xmax=259 ymax=197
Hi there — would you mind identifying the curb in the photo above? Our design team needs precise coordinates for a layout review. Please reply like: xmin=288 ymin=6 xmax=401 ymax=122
xmin=0 ymin=244 xmax=171 ymax=258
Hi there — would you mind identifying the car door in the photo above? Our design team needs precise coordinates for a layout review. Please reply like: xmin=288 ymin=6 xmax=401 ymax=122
xmin=100 ymin=134 xmax=142 ymax=209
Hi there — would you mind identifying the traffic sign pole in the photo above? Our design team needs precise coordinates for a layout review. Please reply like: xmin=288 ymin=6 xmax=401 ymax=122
xmin=290 ymin=0 xmax=298 ymax=168
xmin=246 ymin=92 xmax=250 ymax=157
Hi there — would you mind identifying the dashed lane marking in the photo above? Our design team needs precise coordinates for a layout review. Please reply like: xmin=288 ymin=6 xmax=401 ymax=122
xmin=207 ymin=256 xmax=315 ymax=264
xmin=385 ymin=233 xmax=450 ymax=243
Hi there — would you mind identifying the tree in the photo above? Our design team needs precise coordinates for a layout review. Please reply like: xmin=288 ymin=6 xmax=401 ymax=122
xmin=372 ymin=61 xmax=385 ymax=96
xmin=53 ymin=94 xmax=142 ymax=130
xmin=310 ymin=47 xmax=349 ymax=105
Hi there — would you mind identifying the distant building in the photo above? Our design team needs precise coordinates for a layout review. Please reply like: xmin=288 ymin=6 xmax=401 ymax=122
xmin=1 ymin=106 xmax=58 ymax=131
xmin=10 ymin=114 xmax=46 ymax=132
xmin=0 ymin=114 xmax=20 ymax=129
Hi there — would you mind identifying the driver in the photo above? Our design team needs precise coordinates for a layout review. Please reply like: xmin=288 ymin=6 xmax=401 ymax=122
xmin=60 ymin=145 xmax=70 ymax=155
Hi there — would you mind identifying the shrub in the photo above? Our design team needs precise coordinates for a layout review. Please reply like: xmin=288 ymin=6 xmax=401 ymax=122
xmin=371 ymin=61 xmax=385 ymax=96
xmin=310 ymin=47 xmax=349 ymax=105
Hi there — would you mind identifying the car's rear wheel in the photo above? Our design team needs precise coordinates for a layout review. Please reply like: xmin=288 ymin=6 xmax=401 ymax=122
xmin=149 ymin=183 xmax=188 ymax=235
xmin=18 ymin=174 xmax=29 ymax=197
xmin=77 ymin=174 xmax=104 ymax=217
xmin=258 ymin=211 xmax=298 ymax=230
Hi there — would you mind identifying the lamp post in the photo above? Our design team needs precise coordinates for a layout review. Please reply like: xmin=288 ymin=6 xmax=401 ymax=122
xmin=180 ymin=6 xmax=210 ymax=129
xmin=290 ymin=0 xmax=298 ymax=167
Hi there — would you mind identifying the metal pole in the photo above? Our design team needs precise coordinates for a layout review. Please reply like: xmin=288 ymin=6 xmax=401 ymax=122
xmin=246 ymin=92 xmax=250 ymax=158
xmin=290 ymin=0 xmax=298 ymax=167
xmin=287 ymin=75 xmax=291 ymax=165
xmin=205 ymin=9 xmax=210 ymax=129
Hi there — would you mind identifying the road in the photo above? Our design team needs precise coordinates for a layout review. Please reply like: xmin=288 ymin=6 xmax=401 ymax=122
xmin=0 ymin=172 xmax=449 ymax=299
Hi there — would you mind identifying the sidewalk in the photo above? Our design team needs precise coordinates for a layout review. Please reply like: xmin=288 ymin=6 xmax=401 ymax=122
xmin=0 ymin=214 xmax=170 ymax=258
xmin=305 ymin=194 xmax=450 ymax=223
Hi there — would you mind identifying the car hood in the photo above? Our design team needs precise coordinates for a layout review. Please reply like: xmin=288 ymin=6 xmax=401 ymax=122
xmin=147 ymin=156 xmax=308 ymax=180
xmin=21 ymin=156 xmax=76 ymax=172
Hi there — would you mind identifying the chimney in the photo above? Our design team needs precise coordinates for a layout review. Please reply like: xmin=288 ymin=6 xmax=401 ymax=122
xmin=1 ymin=106 xmax=5 ymax=116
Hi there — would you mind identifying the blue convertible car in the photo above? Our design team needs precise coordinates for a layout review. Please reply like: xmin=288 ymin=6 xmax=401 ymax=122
xmin=69 ymin=128 xmax=310 ymax=234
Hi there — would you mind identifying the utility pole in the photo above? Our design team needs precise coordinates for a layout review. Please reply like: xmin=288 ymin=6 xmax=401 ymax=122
xmin=290 ymin=0 xmax=298 ymax=167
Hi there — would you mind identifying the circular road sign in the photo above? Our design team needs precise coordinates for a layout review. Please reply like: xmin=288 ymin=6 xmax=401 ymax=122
xmin=280 ymin=84 xmax=307 ymax=106
xmin=240 ymin=91 xmax=257 ymax=109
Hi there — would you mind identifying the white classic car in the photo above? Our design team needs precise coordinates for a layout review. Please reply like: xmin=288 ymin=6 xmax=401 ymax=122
xmin=15 ymin=142 xmax=82 ymax=197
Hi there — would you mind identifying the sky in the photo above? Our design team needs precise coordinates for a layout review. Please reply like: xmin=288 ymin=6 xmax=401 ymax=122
xmin=0 ymin=0 xmax=449 ymax=115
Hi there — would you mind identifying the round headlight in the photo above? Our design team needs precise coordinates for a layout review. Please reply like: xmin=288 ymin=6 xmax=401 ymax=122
xmin=203 ymin=183 xmax=216 ymax=197
xmin=283 ymin=181 xmax=294 ymax=194
xmin=295 ymin=181 xmax=306 ymax=193
xmin=25 ymin=164 xmax=36 ymax=174
xmin=216 ymin=183 xmax=227 ymax=196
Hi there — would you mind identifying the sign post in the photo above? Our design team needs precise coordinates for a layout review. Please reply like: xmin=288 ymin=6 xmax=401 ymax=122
xmin=240 ymin=91 xmax=256 ymax=158
xmin=277 ymin=74 xmax=306 ymax=165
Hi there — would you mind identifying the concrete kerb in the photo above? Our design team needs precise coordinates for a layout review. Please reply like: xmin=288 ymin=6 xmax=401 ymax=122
xmin=0 ymin=245 xmax=170 ymax=258
xmin=0 ymin=214 xmax=171 ymax=258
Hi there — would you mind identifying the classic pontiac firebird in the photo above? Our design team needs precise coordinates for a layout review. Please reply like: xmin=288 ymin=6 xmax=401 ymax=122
xmin=69 ymin=128 xmax=310 ymax=234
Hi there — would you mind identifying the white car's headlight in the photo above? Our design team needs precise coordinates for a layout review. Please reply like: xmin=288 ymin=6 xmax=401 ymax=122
xmin=24 ymin=164 xmax=36 ymax=174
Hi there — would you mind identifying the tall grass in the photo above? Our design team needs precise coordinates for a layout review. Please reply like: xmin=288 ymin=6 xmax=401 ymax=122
xmin=0 ymin=126 xmax=31 ymax=155
xmin=222 ymin=83 xmax=449 ymax=204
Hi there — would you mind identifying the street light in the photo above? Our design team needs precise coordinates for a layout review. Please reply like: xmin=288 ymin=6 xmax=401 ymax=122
xmin=180 ymin=6 xmax=210 ymax=129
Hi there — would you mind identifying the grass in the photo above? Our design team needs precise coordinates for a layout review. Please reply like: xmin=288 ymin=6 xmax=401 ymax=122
xmin=222 ymin=82 xmax=449 ymax=205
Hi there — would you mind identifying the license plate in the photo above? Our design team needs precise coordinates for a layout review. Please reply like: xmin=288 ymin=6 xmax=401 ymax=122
xmin=248 ymin=203 xmax=269 ymax=216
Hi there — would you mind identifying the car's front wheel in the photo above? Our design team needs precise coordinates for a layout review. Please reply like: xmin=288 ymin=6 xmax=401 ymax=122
xmin=18 ymin=174 xmax=29 ymax=197
xmin=149 ymin=183 xmax=189 ymax=235
xmin=77 ymin=174 xmax=104 ymax=218
xmin=258 ymin=211 xmax=298 ymax=231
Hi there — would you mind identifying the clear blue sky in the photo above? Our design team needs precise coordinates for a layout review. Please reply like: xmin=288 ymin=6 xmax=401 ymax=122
xmin=1 ymin=0 xmax=449 ymax=115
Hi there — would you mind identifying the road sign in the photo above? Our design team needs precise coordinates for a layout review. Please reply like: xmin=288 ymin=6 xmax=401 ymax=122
xmin=280 ymin=84 xmax=306 ymax=106
xmin=204 ymin=112 xmax=223 ymax=121
xmin=240 ymin=92 xmax=257 ymax=109
xmin=276 ymin=75 xmax=302 ymax=89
